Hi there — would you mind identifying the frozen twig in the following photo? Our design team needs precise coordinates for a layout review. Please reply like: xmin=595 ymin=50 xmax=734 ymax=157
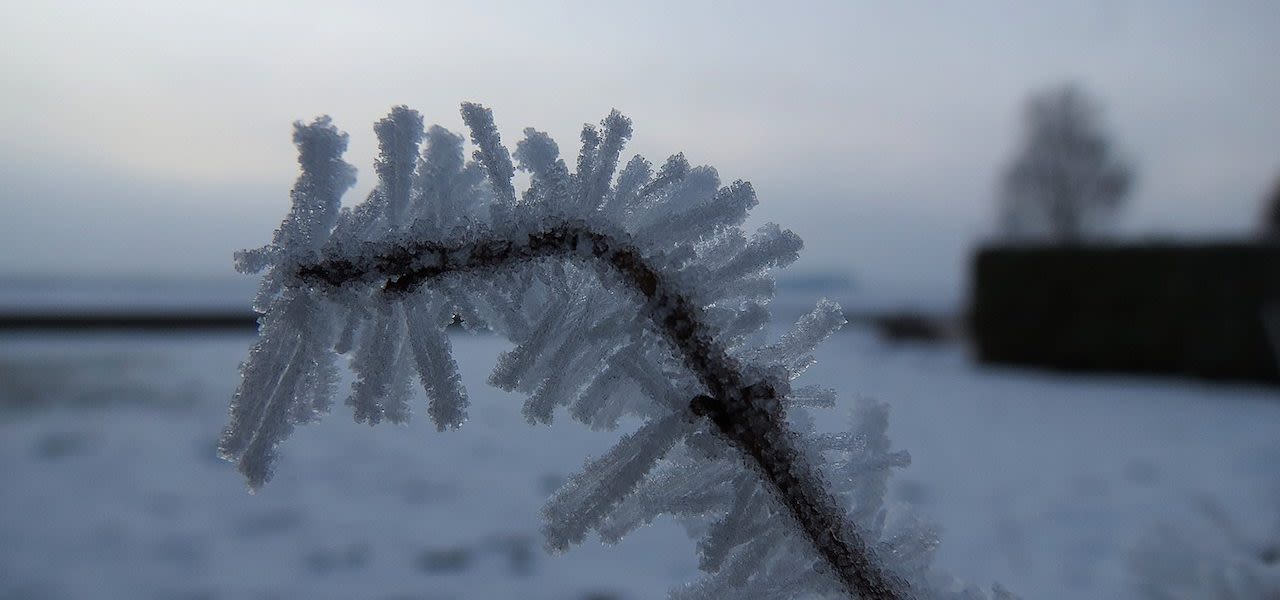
xmin=221 ymin=103 xmax=1011 ymax=600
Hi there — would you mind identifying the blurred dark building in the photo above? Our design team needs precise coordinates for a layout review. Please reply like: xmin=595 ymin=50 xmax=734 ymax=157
xmin=969 ymin=242 xmax=1280 ymax=384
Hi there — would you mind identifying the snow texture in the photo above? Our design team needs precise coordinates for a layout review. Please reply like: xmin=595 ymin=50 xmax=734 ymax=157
xmin=1128 ymin=498 xmax=1280 ymax=599
xmin=222 ymin=104 xmax=1013 ymax=599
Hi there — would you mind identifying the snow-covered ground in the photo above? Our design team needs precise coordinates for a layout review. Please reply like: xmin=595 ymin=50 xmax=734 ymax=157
xmin=1 ymin=326 xmax=1277 ymax=599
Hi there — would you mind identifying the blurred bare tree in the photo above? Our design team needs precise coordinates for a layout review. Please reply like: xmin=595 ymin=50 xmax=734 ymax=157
xmin=999 ymin=83 xmax=1134 ymax=243
xmin=1266 ymin=174 xmax=1280 ymax=237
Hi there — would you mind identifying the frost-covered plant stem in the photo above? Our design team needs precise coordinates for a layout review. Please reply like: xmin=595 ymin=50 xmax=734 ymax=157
xmin=226 ymin=104 xmax=1012 ymax=600
xmin=296 ymin=222 xmax=899 ymax=599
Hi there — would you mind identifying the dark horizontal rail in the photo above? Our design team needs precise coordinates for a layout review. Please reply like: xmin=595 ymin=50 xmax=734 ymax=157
xmin=0 ymin=311 xmax=258 ymax=332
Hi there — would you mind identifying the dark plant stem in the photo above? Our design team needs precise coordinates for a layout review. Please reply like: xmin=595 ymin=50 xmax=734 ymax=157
xmin=297 ymin=223 xmax=905 ymax=600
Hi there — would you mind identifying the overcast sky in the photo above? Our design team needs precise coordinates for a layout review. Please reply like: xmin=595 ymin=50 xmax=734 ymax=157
xmin=2 ymin=1 xmax=1277 ymax=306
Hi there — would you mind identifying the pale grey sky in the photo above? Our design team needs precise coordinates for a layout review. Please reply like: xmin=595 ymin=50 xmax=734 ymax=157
xmin=2 ymin=1 xmax=1277 ymax=306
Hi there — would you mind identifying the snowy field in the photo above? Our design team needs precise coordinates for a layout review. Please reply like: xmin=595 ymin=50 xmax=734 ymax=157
xmin=1 ymin=325 xmax=1277 ymax=599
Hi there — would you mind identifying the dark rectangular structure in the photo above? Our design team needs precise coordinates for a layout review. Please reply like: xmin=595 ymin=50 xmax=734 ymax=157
xmin=969 ymin=242 xmax=1280 ymax=384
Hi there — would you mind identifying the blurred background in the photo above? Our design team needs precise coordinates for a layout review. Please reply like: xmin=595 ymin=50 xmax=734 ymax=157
xmin=1 ymin=2 xmax=1278 ymax=599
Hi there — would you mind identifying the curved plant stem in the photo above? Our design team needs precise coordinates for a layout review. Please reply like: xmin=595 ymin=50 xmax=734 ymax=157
xmin=297 ymin=222 xmax=905 ymax=600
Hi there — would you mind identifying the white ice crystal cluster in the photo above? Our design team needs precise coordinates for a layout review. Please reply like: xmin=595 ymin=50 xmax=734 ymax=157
xmin=222 ymin=104 xmax=1013 ymax=600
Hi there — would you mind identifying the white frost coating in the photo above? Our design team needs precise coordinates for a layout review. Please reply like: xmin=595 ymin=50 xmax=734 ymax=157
xmin=403 ymin=294 xmax=469 ymax=430
xmin=600 ymin=154 xmax=651 ymax=220
xmin=488 ymin=300 xmax=571 ymax=392
xmin=222 ymin=104 xmax=1014 ymax=599
xmin=373 ymin=106 xmax=424 ymax=225
xmin=696 ymin=474 xmax=768 ymax=571
xmin=347 ymin=302 xmax=405 ymax=424
xmin=234 ymin=116 xmax=355 ymax=274
xmin=581 ymin=111 xmax=633 ymax=211
xmin=460 ymin=101 xmax=516 ymax=216
xmin=415 ymin=125 xmax=484 ymax=232
xmin=748 ymin=298 xmax=849 ymax=377
xmin=707 ymin=223 xmax=804 ymax=292
xmin=542 ymin=412 xmax=691 ymax=553
xmin=789 ymin=384 xmax=839 ymax=409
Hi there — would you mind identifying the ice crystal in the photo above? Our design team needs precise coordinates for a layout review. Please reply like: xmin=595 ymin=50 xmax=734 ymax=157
xmin=221 ymin=104 xmax=1013 ymax=599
